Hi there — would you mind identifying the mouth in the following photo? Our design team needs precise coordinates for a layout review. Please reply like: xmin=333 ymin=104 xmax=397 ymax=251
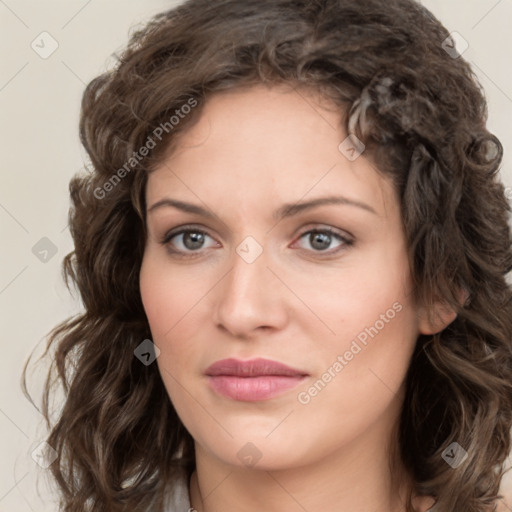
xmin=205 ymin=358 xmax=309 ymax=402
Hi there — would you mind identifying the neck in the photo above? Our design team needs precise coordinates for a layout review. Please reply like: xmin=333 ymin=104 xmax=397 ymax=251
xmin=189 ymin=417 xmax=422 ymax=512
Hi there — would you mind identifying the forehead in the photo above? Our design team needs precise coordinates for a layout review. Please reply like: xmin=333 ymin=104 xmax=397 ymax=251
xmin=146 ymin=84 xmax=397 ymax=220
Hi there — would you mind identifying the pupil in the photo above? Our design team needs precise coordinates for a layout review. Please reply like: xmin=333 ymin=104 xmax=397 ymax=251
xmin=310 ymin=232 xmax=331 ymax=251
xmin=184 ymin=232 xmax=204 ymax=250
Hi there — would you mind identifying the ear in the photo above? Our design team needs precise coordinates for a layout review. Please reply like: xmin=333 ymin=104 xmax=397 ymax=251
xmin=417 ymin=302 xmax=457 ymax=335
xmin=417 ymin=288 xmax=469 ymax=335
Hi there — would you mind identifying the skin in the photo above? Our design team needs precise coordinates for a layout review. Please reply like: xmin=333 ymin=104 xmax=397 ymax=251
xmin=139 ymin=84 xmax=455 ymax=512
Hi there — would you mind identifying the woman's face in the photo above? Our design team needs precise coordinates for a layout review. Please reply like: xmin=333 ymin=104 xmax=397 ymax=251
xmin=139 ymin=84 xmax=433 ymax=471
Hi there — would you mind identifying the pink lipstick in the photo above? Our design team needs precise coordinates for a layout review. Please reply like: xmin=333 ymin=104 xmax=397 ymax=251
xmin=205 ymin=358 xmax=308 ymax=401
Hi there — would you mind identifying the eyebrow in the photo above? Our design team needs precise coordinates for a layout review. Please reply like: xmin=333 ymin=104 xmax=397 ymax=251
xmin=147 ymin=195 xmax=377 ymax=219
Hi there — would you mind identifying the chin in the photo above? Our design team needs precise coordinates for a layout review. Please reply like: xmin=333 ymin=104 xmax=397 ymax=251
xmin=198 ymin=431 xmax=316 ymax=472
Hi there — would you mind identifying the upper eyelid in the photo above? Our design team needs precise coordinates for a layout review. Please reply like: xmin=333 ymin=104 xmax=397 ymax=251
xmin=160 ymin=223 xmax=349 ymax=237
xmin=161 ymin=224 xmax=215 ymax=240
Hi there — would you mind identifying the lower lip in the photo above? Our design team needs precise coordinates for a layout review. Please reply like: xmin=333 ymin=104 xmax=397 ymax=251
xmin=207 ymin=375 xmax=306 ymax=401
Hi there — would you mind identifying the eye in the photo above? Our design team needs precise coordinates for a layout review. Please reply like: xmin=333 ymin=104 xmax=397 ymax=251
xmin=159 ymin=225 xmax=352 ymax=257
xmin=294 ymin=228 xmax=353 ymax=254
xmin=161 ymin=226 xmax=219 ymax=254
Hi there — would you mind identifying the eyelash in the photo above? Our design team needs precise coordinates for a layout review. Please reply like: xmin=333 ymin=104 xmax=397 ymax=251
xmin=160 ymin=224 xmax=354 ymax=258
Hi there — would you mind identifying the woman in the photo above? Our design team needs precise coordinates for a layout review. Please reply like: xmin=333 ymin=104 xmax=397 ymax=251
xmin=23 ymin=0 xmax=512 ymax=511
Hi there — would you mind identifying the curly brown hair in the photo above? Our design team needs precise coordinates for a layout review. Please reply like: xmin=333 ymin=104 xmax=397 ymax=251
xmin=22 ymin=0 xmax=512 ymax=511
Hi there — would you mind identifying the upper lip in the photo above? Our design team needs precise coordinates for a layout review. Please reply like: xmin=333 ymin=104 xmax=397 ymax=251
xmin=205 ymin=358 xmax=309 ymax=377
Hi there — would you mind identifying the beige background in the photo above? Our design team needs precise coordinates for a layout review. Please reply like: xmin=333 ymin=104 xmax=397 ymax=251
xmin=1 ymin=1 xmax=511 ymax=510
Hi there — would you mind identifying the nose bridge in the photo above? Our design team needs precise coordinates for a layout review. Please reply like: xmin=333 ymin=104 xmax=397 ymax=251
xmin=223 ymin=239 xmax=271 ymax=309
xmin=213 ymin=237 xmax=287 ymax=335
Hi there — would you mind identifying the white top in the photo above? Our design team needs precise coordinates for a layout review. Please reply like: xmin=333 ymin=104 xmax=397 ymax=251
xmin=165 ymin=468 xmax=192 ymax=511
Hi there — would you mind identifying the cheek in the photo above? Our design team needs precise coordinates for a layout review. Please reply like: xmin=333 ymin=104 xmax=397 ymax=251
xmin=295 ymin=245 xmax=418 ymax=396
xmin=140 ymin=272 xmax=174 ymax=340
xmin=139 ymin=256 xmax=197 ymax=397
xmin=139 ymin=252 xmax=215 ymax=389
xmin=139 ymin=259 xmax=219 ymax=449
xmin=139 ymin=252 xmax=205 ymax=340
xmin=291 ymin=244 xmax=414 ymax=343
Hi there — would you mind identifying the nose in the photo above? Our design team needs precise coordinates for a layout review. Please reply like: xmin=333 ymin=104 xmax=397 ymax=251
xmin=212 ymin=242 xmax=289 ymax=339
